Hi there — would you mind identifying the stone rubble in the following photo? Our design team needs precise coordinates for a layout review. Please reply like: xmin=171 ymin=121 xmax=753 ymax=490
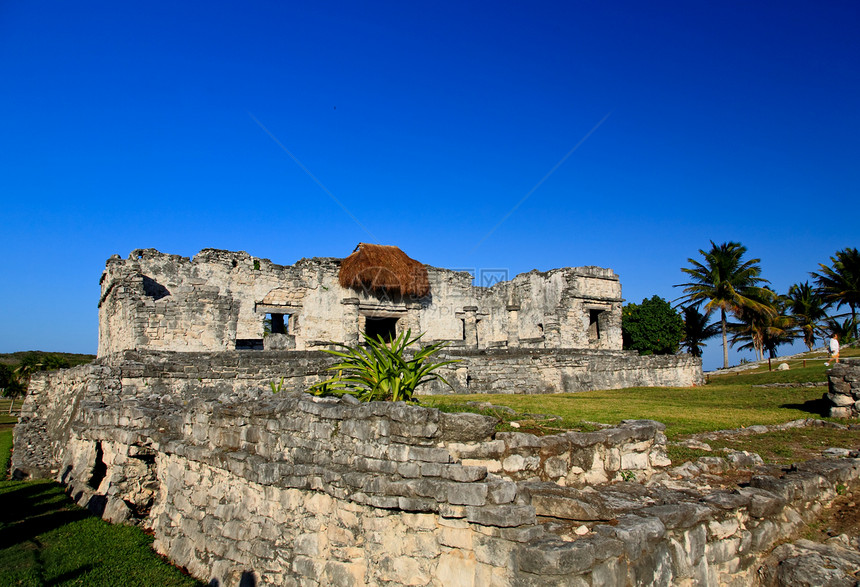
xmin=827 ymin=359 xmax=860 ymax=419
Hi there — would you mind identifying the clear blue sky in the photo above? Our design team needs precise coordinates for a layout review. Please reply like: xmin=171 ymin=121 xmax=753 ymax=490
xmin=1 ymin=1 xmax=858 ymax=370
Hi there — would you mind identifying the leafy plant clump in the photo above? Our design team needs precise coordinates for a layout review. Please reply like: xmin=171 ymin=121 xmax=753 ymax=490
xmin=622 ymin=295 xmax=685 ymax=355
xmin=308 ymin=330 xmax=457 ymax=403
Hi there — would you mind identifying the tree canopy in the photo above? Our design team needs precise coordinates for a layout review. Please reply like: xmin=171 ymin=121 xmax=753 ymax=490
xmin=675 ymin=241 xmax=772 ymax=369
xmin=622 ymin=296 xmax=685 ymax=355
xmin=680 ymin=305 xmax=720 ymax=358
xmin=812 ymin=247 xmax=860 ymax=339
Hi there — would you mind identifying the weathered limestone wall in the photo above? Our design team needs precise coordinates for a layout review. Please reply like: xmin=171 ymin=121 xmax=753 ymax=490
xmin=430 ymin=349 xmax=703 ymax=394
xmin=97 ymin=249 xmax=624 ymax=357
xmin=14 ymin=365 xmax=860 ymax=586
xmin=98 ymin=248 xmax=345 ymax=355
xmin=14 ymin=350 xmax=702 ymax=433
xmin=827 ymin=358 xmax=860 ymax=418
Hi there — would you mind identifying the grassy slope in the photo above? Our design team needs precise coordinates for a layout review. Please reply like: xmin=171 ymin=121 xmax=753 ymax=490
xmin=0 ymin=429 xmax=11 ymax=479
xmin=423 ymin=383 xmax=832 ymax=439
xmin=0 ymin=431 xmax=203 ymax=586
xmin=424 ymin=350 xmax=860 ymax=464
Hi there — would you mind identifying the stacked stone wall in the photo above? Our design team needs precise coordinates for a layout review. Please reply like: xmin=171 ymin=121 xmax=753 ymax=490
xmin=430 ymin=348 xmax=703 ymax=394
xmin=827 ymin=358 xmax=860 ymax=418
xmin=14 ymin=366 xmax=860 ymax=586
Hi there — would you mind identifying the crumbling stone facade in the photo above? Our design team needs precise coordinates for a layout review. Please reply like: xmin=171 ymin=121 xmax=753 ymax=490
xmin=98 ymin=247 xmax=625 ymax=356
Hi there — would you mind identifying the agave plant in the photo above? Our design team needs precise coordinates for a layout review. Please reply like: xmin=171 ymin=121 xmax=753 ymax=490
xmin=308 ymin=329 xmax=457 ymax=403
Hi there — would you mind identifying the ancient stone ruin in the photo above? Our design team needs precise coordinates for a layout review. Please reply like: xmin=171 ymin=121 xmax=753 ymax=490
xmin=21 ymin=246 xmax=860 ymax=585
xmin=95 ymin=245 xmax=701 ymax=394
xmin=827 ymin=359 xmax=860 ymax=418
xmin=98 ymin=244 xmax=628 ymax=354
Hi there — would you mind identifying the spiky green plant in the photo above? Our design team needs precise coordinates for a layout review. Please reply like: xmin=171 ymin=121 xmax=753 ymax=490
xmin=308 ymin=330 xmax=457 ymax=402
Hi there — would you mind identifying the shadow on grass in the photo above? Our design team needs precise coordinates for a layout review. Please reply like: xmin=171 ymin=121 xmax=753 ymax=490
xmin=781 ymin=396 xmax=831 ymax=418
xmin=0 ymin=482 xmax=70 ymax=521
xmin=0 ymin=507 xmax=90 ymax=551
xmin=46 ymin=564 xmax=96 ymax=586
xmin=0 ymin=482 xmax=91 ymax=550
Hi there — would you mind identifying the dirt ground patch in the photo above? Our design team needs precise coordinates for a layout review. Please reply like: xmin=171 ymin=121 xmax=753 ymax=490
xmin=679 ymin=427 xmax=860 ymax=466
xmin=802 ymin=486 xmax=860 ymax=542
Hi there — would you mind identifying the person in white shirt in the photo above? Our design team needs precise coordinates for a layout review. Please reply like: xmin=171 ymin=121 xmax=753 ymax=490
xmin=826 ymin=334 xmax=840 ymax=366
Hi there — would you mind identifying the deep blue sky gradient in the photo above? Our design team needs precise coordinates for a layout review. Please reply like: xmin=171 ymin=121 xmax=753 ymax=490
xmin=1 ymin=1 xmax=858 ymax=370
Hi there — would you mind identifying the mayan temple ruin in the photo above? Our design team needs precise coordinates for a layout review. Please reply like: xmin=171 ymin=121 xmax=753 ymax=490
xmin=36 ymin=245 xmax=860 ymax=586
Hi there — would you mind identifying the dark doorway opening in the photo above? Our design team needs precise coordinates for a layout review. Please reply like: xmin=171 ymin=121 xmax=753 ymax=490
xmin=365 ymin=317 xmax=398 ymax=343
xmin=588 ymin=310 xmax=602 ymax=341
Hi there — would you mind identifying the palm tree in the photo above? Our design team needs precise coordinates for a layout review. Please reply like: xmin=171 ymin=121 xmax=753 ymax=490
xmin=680 ymin=306 xmax=720 ymax=358
xmin=676 ymin=241 xmax=773 ymax=369
xmin=812 ymin=247 xmax=860 ymax=339
xmin=786 ymin=281 xmax=828 ymax=351
xmin=822 ymin=315 xmax=858 ymax=346
xmin=729 ymin=290 xmax=797 ymax=360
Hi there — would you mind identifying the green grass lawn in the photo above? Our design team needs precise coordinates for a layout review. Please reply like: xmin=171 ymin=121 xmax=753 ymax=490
xmin=423 ymin=383 xmax=833 ymax=439
xmin=1 ymin=429 xmax=12 ymax=480
xmin=1 ymin=398 xmax=20 ymax=430
xmin=0 ymin=429 xmax=204 ymax=586
xmin=423 ymin=351 xmax=860 ymax=464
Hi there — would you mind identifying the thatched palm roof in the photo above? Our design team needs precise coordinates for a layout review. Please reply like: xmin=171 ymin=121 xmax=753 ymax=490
xmin=339 ymin=243 xmax=430 ymax=298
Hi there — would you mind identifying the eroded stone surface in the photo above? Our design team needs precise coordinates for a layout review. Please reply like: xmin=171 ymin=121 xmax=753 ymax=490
xmin=15 ymin=374 xmax=860 ymax=586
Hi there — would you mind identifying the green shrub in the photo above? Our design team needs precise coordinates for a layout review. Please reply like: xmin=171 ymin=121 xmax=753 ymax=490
xmin=308 ymin=330 xmax=456 ymax=403
xmin=622 ymin=295 xmax=685 ymax=355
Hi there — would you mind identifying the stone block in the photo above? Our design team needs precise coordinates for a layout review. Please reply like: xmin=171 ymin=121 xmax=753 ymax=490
xmin=440 ymin=525 xmax=474 ymax=549
xmin=447 ymin=483 xmax=489 ymax=507
xmin=828 ymin=392 xmax=855 ymax=407
xmin=379 ymin=555 xmax=431 ymax=585
xmin=438 ymin=412 xmax=498 ymax=442
xmin=519 ymin=538 xmax=595 ymax=575
xmin=441 ymin=465 xmax=488 ymax=483
xmin=620 ymin=451 xmax=650 ymax=470
xmin=831 ymin=406 xmax=853 ymax=418
xmin=708 ymin=518 xmax=740 ymax=540
xmin=409 ymin=446 xmax=451 ymax=463
xmin=596 ymin=515 xmax=666 ymax=560
xmin=706 ymin=536 xmax=740 ymax=564
xmin=461 ymin=458 xmax=502 ymax=474
xmin=398 ymin=497 xmax=437 ymax=512
xmin=103 ymin=496 xmax=132 ymax=524
xmin=640 ymin=503 xmax=711 ymax=530
xmin=466 ymin=505 xmax=535 ymax=528
xmin=543 ymin=455 xmax=569 ymax=479
xmin=401 ymin=512 xmax=436 ymax=531
xmin=473 ymin=534 xmax=517 ymax=566
xmin=486 ymin=478 xmax=517 ymax=505
xmin=435 ymin=550 xmax=478 ymax=587
xmin=830 ymin=380 xmax=851 ymax=395
xmin=403 ymin=531 xmax=440 ymax=558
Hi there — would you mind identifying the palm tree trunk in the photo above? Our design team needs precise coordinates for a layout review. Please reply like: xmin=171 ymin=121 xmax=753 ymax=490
xmin=853 ymin=303 xmax=858 ymax=340
xmin=721 ymin=309 xmax=728 ymax=369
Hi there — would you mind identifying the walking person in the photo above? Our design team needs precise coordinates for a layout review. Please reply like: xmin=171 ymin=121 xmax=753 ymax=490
xmin=826 ymin=333 xmax=840 ymax=366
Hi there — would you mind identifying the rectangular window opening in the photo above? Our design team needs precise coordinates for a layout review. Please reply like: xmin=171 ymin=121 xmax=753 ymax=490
xmin=365 ymin=317 xmax=398 ymax=343
xmin=266 ymin=313 xmax=289 ymax=335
